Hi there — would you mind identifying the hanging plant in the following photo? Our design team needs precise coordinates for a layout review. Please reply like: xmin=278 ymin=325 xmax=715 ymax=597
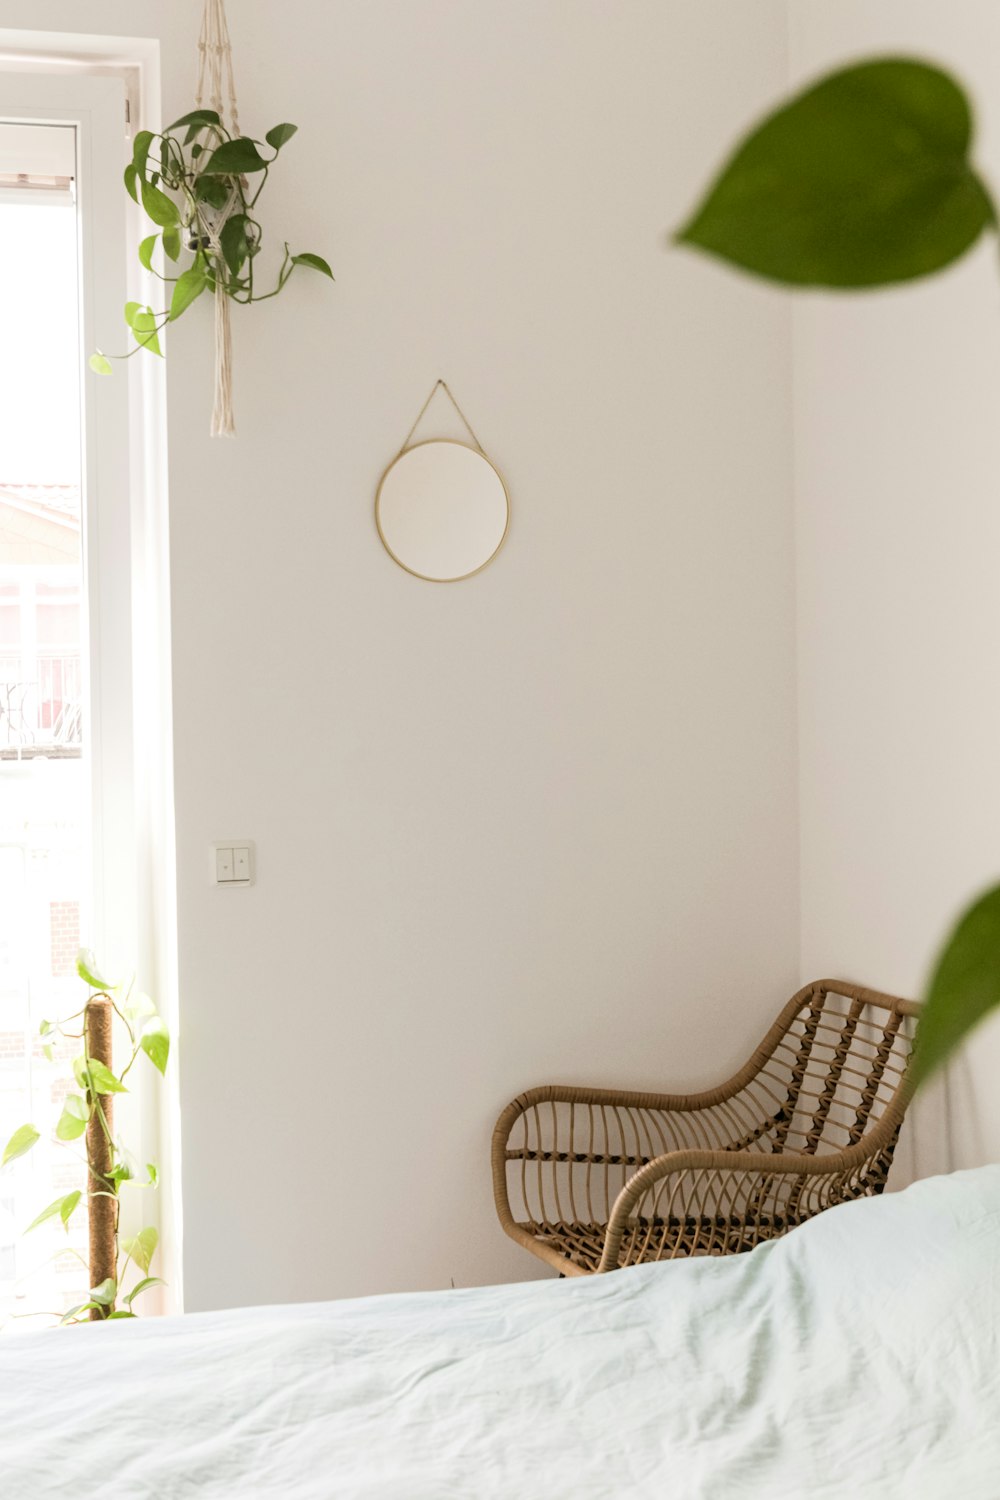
xmin=90 ymin=0 xmax=332 ymax=436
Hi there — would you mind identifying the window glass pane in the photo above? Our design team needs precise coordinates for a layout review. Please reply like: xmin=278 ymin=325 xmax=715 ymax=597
xmin=0 ymin=122 xmax=88 ymax=1325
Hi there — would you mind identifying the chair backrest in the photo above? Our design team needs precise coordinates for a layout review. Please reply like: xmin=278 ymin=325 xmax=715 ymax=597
xmin=737 ymin=980 xmax=918 ymax=1164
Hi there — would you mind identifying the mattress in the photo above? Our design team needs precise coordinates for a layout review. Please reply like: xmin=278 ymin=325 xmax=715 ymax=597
xmin=2 ymin=1165 xmax=998 ymax=1498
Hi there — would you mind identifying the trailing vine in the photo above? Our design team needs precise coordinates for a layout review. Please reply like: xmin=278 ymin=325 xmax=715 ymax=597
xmin=90 ymin=109 xmax=332 ymax=376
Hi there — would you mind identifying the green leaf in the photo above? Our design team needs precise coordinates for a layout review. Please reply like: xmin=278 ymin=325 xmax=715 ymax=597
xmin=89 ymin=352 xmax=112 ymax=376
xmin=165 ymin=107 xmax=221 ymax=134
xmin=42 ymin=1042 xmax=55 ymax=1061
xmin=140 ymin=178 xmax=180 ymax=228
xmin=138 ymin=233 xmax=159 ymax=271
xmin=123 ymin=991 xmax=157 ymax=1023
xmin=220 ymin=213 xmax=250 ymax=278
xmin=914 ymin=883 xmax=1000 ymax=1085
xmin=39 ymin=1019 xmax=54 ymax=1037
xmin=56 ymin=1094 xmax=89 ymax=1141
xmin=200 ymin=137 xmax=269 ymax=175
xmin=675 ymin=58 xmax=996 ymax=288
xmin=90 ymin=1277 xmax=117 ymax=1306
xmin=87 ymin=1059 xmax=128 ymax=1095
xmin=72 ymin=1054 xmax=88 ymax=1089
xmin=60 ymin=1189 xmax=82 ymax=1226
xmin=107 ymin=1310 xmax=137 ymax=1319
xmin=60 ymin=1301 xmax=101 ymax=1324
xmin=124 ymin=301 xmax=143 ymax=330
xmin=196 ymin=176 xmax=231 ymax=209
xmin=132 ymin=129 xmax=155 ymax=175
xmin=123 ymin=163 xmax=139 ymax=204
xmin=162 ymin=225 xmax=182 ymax=262
xmin=291 ymin=252 xmax=334 ymax=280
xmin=24 ymin=1189 xmax=81 ymax=1234
xmin=169 ymin=260 xmax=208 ymax=321
xmin=77 ymin=949 xmax=113 ymax=990
xmin=132 ymin=311 xmax=163 ymax=358
xmin=2 ymin=1123 xmax=40 ymax=1168
xmin=124 ymin=1275 xmax=165 ymax=1307
xmin=122 ymin=1226 xmax=158 ymax=1275
xmin=145 ymin=1162 xmax=159 ymax=1188
xmin=140 ymin=1017 xmax=170 ymax=1076
xmin=265 ymin=122 xmax=298 ymax=151
xmin=108 ymin=1161 xmax=134 ymax=1185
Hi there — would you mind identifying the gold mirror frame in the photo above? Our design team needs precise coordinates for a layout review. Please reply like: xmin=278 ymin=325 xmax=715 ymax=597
xmin=374 ymin=438 xmax=511 ymax=584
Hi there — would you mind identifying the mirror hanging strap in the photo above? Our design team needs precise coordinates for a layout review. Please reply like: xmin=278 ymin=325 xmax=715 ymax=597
xmin=397 ymin=379 xmax=485 ymax=456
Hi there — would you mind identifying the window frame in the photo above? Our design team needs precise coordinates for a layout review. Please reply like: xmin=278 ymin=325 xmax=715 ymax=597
xmin=0 ymin=63 xmax=178 ymax=1312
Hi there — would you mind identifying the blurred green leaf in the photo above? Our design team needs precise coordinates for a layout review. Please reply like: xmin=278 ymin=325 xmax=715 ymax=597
xmin=676 ymin=58 xmax=996 ymax=287
xmin=140 ymin=179 xmax=180 ymax=228
xmin=145 ymin=1163 xmax=159 ymax=1188
xmin=89 ymin=352 xmax=112 ymax=376
xmin=90 ymin=1277 xmax=117 ymax=1306
xmin=220 ymin=213 xmax=250 ymax=277
xmin=162 ymin=225 xmax=182 ymax=262
xmin=132 ymin=129 xmax=154 ymax=175
xmin=25 ymin=1189 xmax=81 ymax=1234
xmin=165 ymin=107 xmax=221 ymax=133
xmin=2 ymin=1123 xmax=40 ymax=1168
xmin=108 ymin=1161 xmax=134 ymax=1185
xmin=291 ymin=252 xmax=334 ymax=280
xmin=914 ymin=882 xmax=1000 ymax=1085
xmin=122 ymin=1226 xmax=158 ymax=1275
xmin=107 ymin=1310 xmax=136 ymax=1319
xmin=132 ymin=310 xmax=163 ymax=357
xmin=87 ymin=1059 xmax=128 ymax=1095
xmin=77 ymin=949 xmax=113 ymax=990
xmin=123 ymin=163 xmax=139 ymax=204
xmin=140 ymin=1017 xmax=170 ymax=1076
xmin=200 ymin=137 xmax=269 ymax=175
xmin=195 ymin=176 xmax=231 ymax=209
xmin=124 ymin=1275 xmax=165 ymax=1307
xmin=265 ymin=122 xmax=298 ymax=151
xmin=138 ymin=233 xmax=159 ymax=271
xmin=61 ymin=1301 xmax=101 ymax=1324
xmin=169 ymin=260 xmax=208 ymax=321
xmin=56 ymin=1095 xmax=89 ymax=1141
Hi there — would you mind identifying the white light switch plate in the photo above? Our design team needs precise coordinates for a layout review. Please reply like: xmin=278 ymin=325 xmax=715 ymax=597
xmin=212 ymin=840 xmax=255 ymax=887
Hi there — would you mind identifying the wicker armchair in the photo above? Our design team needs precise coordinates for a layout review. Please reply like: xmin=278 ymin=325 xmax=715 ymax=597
xmin=492 ymin=980 xmax=919 ymax=1276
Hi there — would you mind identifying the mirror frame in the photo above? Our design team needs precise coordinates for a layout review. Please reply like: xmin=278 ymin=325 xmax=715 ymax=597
xmin=374 ymin=438 xmax=511 ymax=583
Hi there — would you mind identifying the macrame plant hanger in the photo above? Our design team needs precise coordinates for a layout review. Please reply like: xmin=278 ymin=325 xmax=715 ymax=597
xmin=195 ymin=0 xmax=241 ymax=437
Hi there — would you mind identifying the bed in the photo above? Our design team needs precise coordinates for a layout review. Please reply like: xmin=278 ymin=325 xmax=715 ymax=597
xmin=3 ymin=1166 xmax=998 ymax=1499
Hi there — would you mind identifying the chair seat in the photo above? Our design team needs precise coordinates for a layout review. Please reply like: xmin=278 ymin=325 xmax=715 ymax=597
xmin=519 ymin=1213 xmax=800 ymax=1274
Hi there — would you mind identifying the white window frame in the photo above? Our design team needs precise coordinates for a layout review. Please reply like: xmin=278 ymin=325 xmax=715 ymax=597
xmin=0 ymin=60 xmax=179 ymax=1310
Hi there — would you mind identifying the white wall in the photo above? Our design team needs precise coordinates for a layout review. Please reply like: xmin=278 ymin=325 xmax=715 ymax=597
xmin=790 ymin=0 xmax=1000 ymax=1173
xmin=3 ymin=2 xmax=801 ymax=1306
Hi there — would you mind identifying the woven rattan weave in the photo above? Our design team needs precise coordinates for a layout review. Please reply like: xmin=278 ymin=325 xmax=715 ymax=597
xmin=492 ymin=980 xmax=919 ymax=1276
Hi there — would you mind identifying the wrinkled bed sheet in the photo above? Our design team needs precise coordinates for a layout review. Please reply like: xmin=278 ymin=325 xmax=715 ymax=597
xmin=2 ymin=1166 xmax=998 ymax=1498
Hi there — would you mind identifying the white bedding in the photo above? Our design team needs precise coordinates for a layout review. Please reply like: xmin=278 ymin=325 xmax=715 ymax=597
xmin=2 ymin=1166 xmax=998 ymax=1499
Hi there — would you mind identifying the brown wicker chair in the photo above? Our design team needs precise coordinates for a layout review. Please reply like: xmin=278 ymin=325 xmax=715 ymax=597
xmin=492 ymin=979 xmax=919 ymax=1276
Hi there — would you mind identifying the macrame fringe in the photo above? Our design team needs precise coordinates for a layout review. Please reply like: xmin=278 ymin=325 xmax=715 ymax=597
xmin=196 ymin=0 xmax=240 ymax=437
xmin=212 ymin=287 xmax=236 ymax=438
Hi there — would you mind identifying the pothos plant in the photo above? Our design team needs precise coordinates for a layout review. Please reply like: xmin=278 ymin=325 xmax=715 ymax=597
xmin=0 ymin=950 xmax=170 ymax=1325
xmin=89 ymin=108 xmax=332 ymax=375
xmin=675 ymin=56 xmax=1000 ymax=1086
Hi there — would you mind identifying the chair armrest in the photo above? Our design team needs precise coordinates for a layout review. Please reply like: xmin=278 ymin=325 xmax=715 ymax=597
xmin=599 ymin=1142 xmax=888 ymax=1272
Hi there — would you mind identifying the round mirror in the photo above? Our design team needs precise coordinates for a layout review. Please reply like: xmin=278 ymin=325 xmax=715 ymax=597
xmin=375 ymin=439 xmax=510 ymax=582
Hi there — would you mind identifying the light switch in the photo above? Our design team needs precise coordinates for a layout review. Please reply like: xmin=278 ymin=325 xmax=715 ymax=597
xmin=212 ymin=840 xmax=255 ymax=887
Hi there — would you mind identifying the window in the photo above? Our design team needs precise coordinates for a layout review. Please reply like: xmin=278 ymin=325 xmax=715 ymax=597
xmin=0 ymin=67 xmax=174 ymax=1322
